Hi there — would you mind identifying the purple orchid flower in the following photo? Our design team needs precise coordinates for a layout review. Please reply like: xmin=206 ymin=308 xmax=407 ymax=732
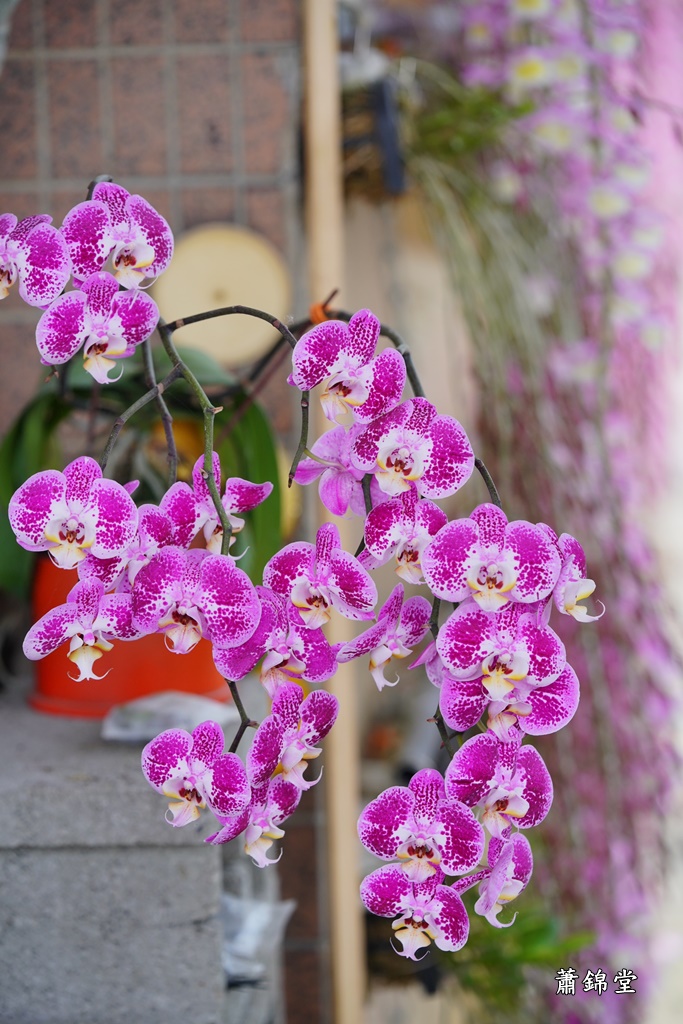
xmin=293 ymin=424 xmax=369 ymax=517
xmin=487 ymin=664 xmax=580 ymax=741
xmin=190 ymin=453 xmax=273 ymax=553
xmin=131 ymin=547 xmax=261 ymax=654
xmin=0 ymin=212 xmax=71 ymax=307
xmin=434 ymin=599 xmax=566 ymax=733
xmin=363 ymin=486 xmax=448 ymax=583
xmin=77 ymin=503 xmax=177 ymax=592
xmin=422 ymin=502 xmax=561 ymax=611
xmin=337 ymin=584 xmax=431 ymax=691
xmin=141 ymin=720 xmax=251 ymax=827
xmin=289 ymin=308 xmax=406 ymax=423
xmin=206 ymin=776 xmax=302 ymax=868
xmin=9 ymin=456 xmax=138 ymax=570
xmin=213 ymin=586 xmax=338 ymax=697
xmin=445 ymin=732 xmax=553 ymax=839
xmin=358 ymin=768 xmax=484 ymax=883
xmin=246 ymin=681 xmax=338 ymax=792
xmin=263 ymin=521 xmax=377 ymax=628
xmin=23 ymin=577 xmax=142 ymax=681
xmin=360 ymin=864 xmax=470 ymax=960
xmin=541 ymin=526 xmax=604 ymax=621
xmin=473 ymin=834 xmax=534 ymax=929
xmin=61 ymin=181 xmax=173 ymax=288
xmin=35 ymin=271 xmax=159 ymax=383
xmin=351 ymin=397 xmax=475 ymax=499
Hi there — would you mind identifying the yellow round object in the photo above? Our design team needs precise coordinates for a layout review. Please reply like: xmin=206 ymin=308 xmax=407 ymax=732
xmin=152 ymin=224 xmax=292 ymax=367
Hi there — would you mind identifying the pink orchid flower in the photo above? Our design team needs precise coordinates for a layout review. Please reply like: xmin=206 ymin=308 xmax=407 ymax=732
xmin=141 ymin=720 xmax=251 ymax=827
xmin=475 ymin=835 xmax=534 ymax=928
xmin=293 ymin=424 xmax=369 ymax=517
xmin=0 ymin=213 xmax=70 ymax=307
xmin=434 ymin=599 xmax=566 ymax=734
xmin=422 ymin=503 xmax=561 ymax=611
xmin=190 ymin=453 xmax=273 ymax=553
xmin=358 ymin=769 xmax=484 ymax=883
xmin=351 ymin=397 xmax=474 ymax=499
xmin=264 ymin=521 xmax=377 ymax=629
xmin=540 ymin=526 xmax=604 ymax=622
xmin=445 ymin=732 xmax=553 ymax=840
xmin=207 ymin=774 xmax=301 ymax=869
xmin=337 ymin=584 xmax=431 ymax=691
xmin=245 ymin=681 xmax=338 ymax=792
xmin=213 ymin=587 xmax=338 ymax=698
xmin=363 ymin=486 xmax=448 ymax=583
xmin=61 ymin=181 xmax=173 ymax=288
xmin=486 ymin=664 xmax=580 ymax=742
xmin=23 ymin=578 xmax=142 ymax=681
xmin=131 ymin=547 xmax=261 ymax=653
xmin=77 ymin=503 xmax=177 ymax=592
xmin=289 ymin=308 xmax=406 ymax=423
xmin=36 ymin=271 xmax=159 ymax=383
xmin=9 ymin=456 xmax=138 ymax=570
xmin=361 ymin=865 xmax=470 ymax=960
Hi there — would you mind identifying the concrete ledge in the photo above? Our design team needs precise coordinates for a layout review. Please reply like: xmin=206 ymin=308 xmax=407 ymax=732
xmin=0 ymin=680 xmax=227 ymax=1024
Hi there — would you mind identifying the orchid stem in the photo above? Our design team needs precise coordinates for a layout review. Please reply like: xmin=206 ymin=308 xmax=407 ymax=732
xmin=227 ymin=679 xmax=258 ymax=754
xmin=156 ymin=319 xmax=234 ymax=554
xmin=474 ymin=457 xmax=502 ymax=509
xmin=288 ymin=390 xmax=310 ymax=486
xmin=99 ymin=364 xmax=182 ymax=472
xmin=167 ymin=304 xmax=298 ymax=351
xmin=142 ymin=337 xmax=178 ymax=486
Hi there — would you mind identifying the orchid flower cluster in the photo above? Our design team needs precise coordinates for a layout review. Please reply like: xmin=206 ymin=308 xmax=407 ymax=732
xmin=3 ymin=185 xmax=602 ymax=965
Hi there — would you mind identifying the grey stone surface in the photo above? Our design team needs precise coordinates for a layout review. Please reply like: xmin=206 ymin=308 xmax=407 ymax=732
xmin=0 ymin=680 xmax=227 ymax=1024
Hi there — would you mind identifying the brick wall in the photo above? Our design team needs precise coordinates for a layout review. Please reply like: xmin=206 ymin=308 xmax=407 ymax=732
xmin=0 ymin=2 xmax=334 ymax=1022
xmin=0 ymin=0 xmax=301 ymax=433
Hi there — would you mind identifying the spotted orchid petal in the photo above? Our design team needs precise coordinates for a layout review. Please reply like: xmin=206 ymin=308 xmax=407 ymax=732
xmin=199 ymin=554 xmax=261 ymax=649
xmin=361 ymin=865 xmax=470 ymax=959
xmin=445 ymin=733 xmax=553 ymax=838
xmin=9 ymin=457 xmax=137 ymax=569
xmin=141 ymin=720 xmax=250 ymax=827
xmin=439 ymin=672 xmax=489 ymax=732
xmin=364 ymin=487 xmax=447 ymax=583
xmin=264 ymin=524 xmax=376 ymax=627
xmin=423 ymin=504 xmax=560 ymax=608
xmin=0 ymin=217 xmax=71 ymax=307
xmin=36 ymin=291 xmax=87 ymax=364
xmin=352 ymin=398 xmax=474 ymax=499
xmin=61 ymin=201 xmax=113 ymax=282
xmin=489 ymin=664 xmax=580 ymax=739
xmin=159 ymin=481 xmax=202 ymax=548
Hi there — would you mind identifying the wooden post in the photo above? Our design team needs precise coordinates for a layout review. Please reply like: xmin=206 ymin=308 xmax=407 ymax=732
xmin=303 ymin=2 xmax=366 ymax=1023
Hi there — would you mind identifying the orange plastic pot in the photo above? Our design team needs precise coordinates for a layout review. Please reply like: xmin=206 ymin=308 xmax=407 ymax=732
xmin=29 ymin=556 xmax=229 ymax=717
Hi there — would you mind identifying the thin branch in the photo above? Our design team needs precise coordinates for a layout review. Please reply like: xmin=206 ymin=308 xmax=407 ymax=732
xmin=474 ymin=456 xmax=502 ymax=508
xmin=167 ymin=304 xmax=299 ymax=351
xmin=99 ymin=365 xmax=182 ymax=472
xmin=333 ymin=308 xmax=427 ymax=398
xmin=227 ymin=679 xmax=259 ymax=754
xmin=156 ymin=319 xmax=235 ymax=554
xmin=141 ymin=337 xmax=178 ymax=486
xmin=288 ymin=390 xmax=310 ymax=486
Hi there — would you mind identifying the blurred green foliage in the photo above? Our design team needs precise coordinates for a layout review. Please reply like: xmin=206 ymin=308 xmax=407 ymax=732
xmin=0 ymin=345 xmax=282 ymax=600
